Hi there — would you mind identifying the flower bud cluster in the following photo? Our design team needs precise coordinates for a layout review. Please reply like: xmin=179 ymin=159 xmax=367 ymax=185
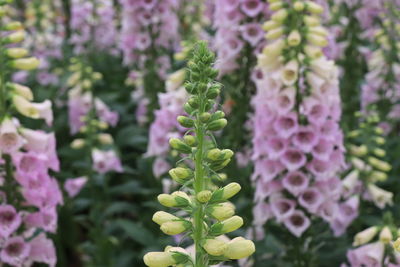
xmin=143 ymin=42 xmax=255 ymax=267
xmin=67 ymin=58 xmax=122 ymax=175
xmin=251 ymin=0 xmax=355 ymax=238
xmin=346 ymin=221 xmax=400 ymax=266
xmin=344 ymin=111 xmax=393 ymax=209
xmin=0 ymin=2 xmax=62 ymax=265
xmin=14 ymin=0 xmax=65 ymax=86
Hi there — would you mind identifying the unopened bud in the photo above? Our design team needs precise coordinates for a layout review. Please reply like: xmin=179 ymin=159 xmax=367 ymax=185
xmin=367 ymin=157 xmax=391 ymax=172
xmin=374 ymin=136 xmax=385 ymax=145
xmin=373 ymin=148 xmax=386 ymax=157
xmin=353 ymin=226 xmax=378 ymax=246
xmin=6 ymin=48 xmax=28 ymax=58
xmin=293 ymin=2 xmax=305 ymax=11
xmin=304 ymin=16 xmax=320 ymax=27
xmin=305 ymin=1 xmax=323 ymax=14
xmin=200 ymin=112 xmax=211 ymax=122
xmin=169 ymin=138 xmax=192 ymax=154
xmin=370 ymin=171 xmax=387 ymax=182
xmin=265 ymin=27 xmax=284 ymax=40
xmin=203 ymin=239 xmax=227 ymax=256
xmin=207 ymin=119 xmax=227 ymax=131
xmin=208 ymin=202 xmax=235 ymax=221
xmin=71 ymin=139 xmax=85 ymax=149
xmin=307 ymin=33 xmax=327 ymax=47
xmin=5 ymin=31 xmax=25 ymax=43
xmin=177 ymin=116 xmax=194 ymax=128
xmin=379 ymin=226 xmax=393 ymax=243
xmin=262 ymin=20 xmax=282 ymax=31
xmin=288 ymin=30 xmax=301 ymax=46
xmin=271 ymin=9 xmax=288 ymax=23
xmin=152 ymin=211 xmax=178 ymax=225
xmin=210 ymin=216 xmax=243 ymax=235
xmin=269 ymin=1 xmax=284 ymax=11
xmin=169 ymin=167 xmax=193 ymax=183
xmin=183 ymin=135 xmax=196 ymax=146
xmin=349 ymin=145 xmax=368 ymax=157
xmin=197 ymin=190 xmax=212 ymax=203
xmin=11 ymin=57 xmax=40 ymax=70
xmin=160 ymin=220 xmax=191 ymax=235
xmin=3 ymin=21 xmax=23 ymax=31
xmin=224 ymin=237 xmax=256 ymax=259
xmin=12 ymin=95 xmax=39 ymax=119
xmin=8 ymin=83 xmax=33 ymax=100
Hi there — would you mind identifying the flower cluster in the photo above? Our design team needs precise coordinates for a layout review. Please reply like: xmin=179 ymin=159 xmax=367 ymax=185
xmin=343 ymin=111 xmax=393 ymax=209
xmin=67 ymin=58 xmax=122 ymax=176
xmin=361 ymin=10 xmax=400 ymax=133
xmin=70 ymin=0 xmax=118 ymax=55
xmin=213 ymin=0 xmax=267 ymax=77
xmin=16 ymin=0 xmax=65 ymax=86
xmin=345 ymin=219 xmax=400 ymax=266
xmin=251 ymin=0 xmax=355 ymax=238
xmin=143 ymin=42 xmax=255 ymax=267
xmin=0 ymin=2 xmax=62 ymax=266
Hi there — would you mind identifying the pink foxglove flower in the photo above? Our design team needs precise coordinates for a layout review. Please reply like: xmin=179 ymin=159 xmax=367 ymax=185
xmin=251 ymin=2 xmax=356 ymax=238
xmin=0 ymin=236 xmax=31 ymax=266
xmin=64 ymin=177 xmax=88 ymax=197
xmin=0 ymin=205 xmax=21 ymax=238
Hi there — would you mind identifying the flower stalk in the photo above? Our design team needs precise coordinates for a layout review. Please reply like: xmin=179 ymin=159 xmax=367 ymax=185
xmin=144 ymin=41 xmax=255 ymax=267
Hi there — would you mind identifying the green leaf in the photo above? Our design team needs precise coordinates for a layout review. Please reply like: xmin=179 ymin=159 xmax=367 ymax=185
xmin=114 ymin=219 xmax=155 ymax=246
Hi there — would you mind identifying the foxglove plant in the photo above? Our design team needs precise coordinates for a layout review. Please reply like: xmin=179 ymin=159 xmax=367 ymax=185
xmin=343 ymin=111 xmax=393 ymax=209
xmin=361 ymin=7 xmax=400 ymax=134
xmin=15 ymin=0 xmax=65 ymax=86
xmin=70 ymin=0 xmax=118 ymax=55
xmin=0 ymin=1 xmax=62 ymax=265
xmin=143 ymin=42 xmax=255 ymax=267
xmin=120 ymin=0 xmax=180 ymax=122
xmin=251 ymin=0 xmax=355 ymax=242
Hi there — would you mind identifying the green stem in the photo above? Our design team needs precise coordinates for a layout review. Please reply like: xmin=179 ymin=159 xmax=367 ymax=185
xmin=193 ymin=94 xmax=206 ymax=267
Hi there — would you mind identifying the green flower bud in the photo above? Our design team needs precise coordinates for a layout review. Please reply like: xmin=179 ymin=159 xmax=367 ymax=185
xmin=3 ymin=21 xmax=23 ymax=31
xmin=8 ymin=83 xmax=33 ymax=100
xmin=5 ymin=30 xmax=25 ymax=43
xmin=143 ymin=252 xmax=177 ymax=267
xmin=6 ymin=48 xmax=28 ymax=59
xmin=221 ymin=149 xmax=234 ymax=160
xmin=152 ymin=211 xmax=179 ymax=225
xmin=200 ymin=112 xmax=211 ymax=122
xmin=208 ymin=202 xmax=235 ymax=221
xmin=206 ymin=87 xmax=220 ymax=99
xmin=224 ymin=237 xmax=256 ymax=260
xmin=209 ymin=216 xmax=243 ymax=235
xmin=169 ymin=138 xmax=192 ymax=154
xmin=202 ymin=238 xmax=227 ymax=256
xmin=207 ymin=119 xmax=227 ymax=131
xmin=349 ymin=145 xmax=368 ymax=157
xmin=374 ymin=137 xmax=385 ymax=145
xmin=188 ymin=97 xmax=199 ymax=109
xmin=374 ymin=127 xmax=384 ymax=135
xmin=183 ymin=135 xmax=196 ymax=146
xmin=204 ymin=100 xmax=215 ymax=111
xmin=197 ymin=190 xmax=212 ymax=203
xmin=169 ymin=167 xmax=193 ymax=183
xmin=177 ymin=116 xmax=194 ymax=128
xmin=210 ymin=158 xmax=231 ymax=171
xmin=183 ymin=103 xmax=194 ymax=114
xmin=367 ymin=157 xmax=391 ymax=172
xmin=198 ymin=83 xmax=208 ymax=93
xmin=184 ymin=82 xmax=196 ymax=94
xmin=207 ymin=148 xmax=223 ymax=161
xmin=160 ymin=220 xmax=191 ymax=235
xmin=373 ymin=148 xmax=386 ymax=157
xmin=10 ymin=57 xmax=40 ymax=70
xmin=293 ymin=2 xmax=305 ymax=11
xmin=379 ymin=226 xmax=393 ymax=244
xmin=347 ymin=130 xmax=360 ymax=138
xmin=211 ymin=111 xmax=225 ymax=120
xmin=370 ymin=171 xmax=388 ymax=182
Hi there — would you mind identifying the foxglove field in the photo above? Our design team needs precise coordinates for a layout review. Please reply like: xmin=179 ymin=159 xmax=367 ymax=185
xmin=0 ymin=0 xmax=400 ymax=266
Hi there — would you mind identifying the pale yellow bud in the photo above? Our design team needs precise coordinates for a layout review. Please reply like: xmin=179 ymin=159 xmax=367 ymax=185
xmin=217 ymin=216 xmax=243 ymax=234
xmin=293 ymin=2 xmax=305 ymax=11
xmin=221 ymin=183 xmax=241 ymax=201
xmin=158 ymin=191 xmax=190 ymax=207
xmin=373 ymin=148 xmax=386 ymax=157
xmin=271 ymin=9 xmax=288 ymax=22
xmin=143 ymin=252 xmax=176 ymax=267
xmin=262 ymin=39 xmax=285 ymax=57
xmin=11 ymin=57 xmax=40 ymax=70
xmin=269 ymin=1 xmax=284 ymax=11
xmin=353 ymin=226 xmax=378 ymax=246
xmin=393 ymin=237 xmax=400 ymax=252
xmin=203 ymin=239 xmax=227 ymax=256
xmin=370 ymin=171 xmax=387 ymax=182
xmin=160 ymin=220 xmax=191 ymax=235
xmin=367 ymin=184 xmax=393 ymax=209
xmin=308 ymin=26 xmax=328 ymax=37
xmin=71 ymin=139 xmax=85 ymax=149
xmin=6 ymin=48 xmax=29 ymax=59
xmin=307 ymin=33 xmax=328 ymax=47
xmin=3 ymin=21 xmax=23 ymax=31
xmin=374 ymin=137 xmax=385 ymax=145
xmin=12 ymin=95 xmax=39 ymax=119
xmin=367 ymin=157 xmax=391 ymax=172
xmin=209 ymin=202 xmax=235 ymax=221
xmin=287 ymin=30 xmax=301 ymax=46
xmin=98 ymin=133 xmax=113 ymax=145
xmin=349 ymin=145 xmax=368 ymax=157
xmin=224 ymin=237 xmax=256 ymax=259
xmin=379 ymin=226 xmax=393 ymax=243
xmin=152 ymin=211 xmax=178 ymax=225
xmin=305 ymin=1 xmax=323 ymax=14
xmin=304 ymin=16 xmax=320 ymax=27
xmin=265 ymin=27 xmax=284 ymax=40
xmin=262 ymin=20 xmax=282 ymax=31
xmin=5 ymin=31 xmax=25 ymax=43
xmin=304 ymin=45 xmax=323 ymax=58
xmin=9 ymin=83 xmax=33 ymax=101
